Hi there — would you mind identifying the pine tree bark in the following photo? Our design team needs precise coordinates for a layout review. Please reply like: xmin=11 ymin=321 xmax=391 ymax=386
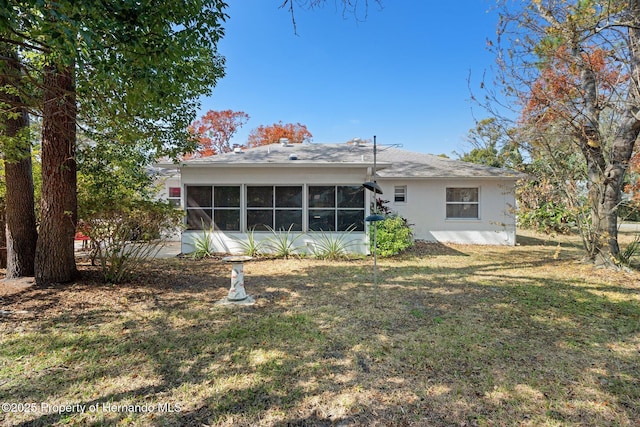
xmin=3 ymin=113 xmax=38 ymax=278
xmin=35 ymin=62 xmax=78 ymax=284
xmin=0 ymin=47 xmax=38 ymax=278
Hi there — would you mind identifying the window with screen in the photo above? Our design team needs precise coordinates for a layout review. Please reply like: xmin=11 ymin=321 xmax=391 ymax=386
xmin=308 ymin=185 xmax=365 ymax=231
xmin=246 ymin=185 xmax=303 ymax=231
xmin=446 ymin=187 xmax=479 ymax=219
xmin=167 ymin=187 xmax=181 ymax=207
xmin=185 ymin=185 xmax=240 ymax=230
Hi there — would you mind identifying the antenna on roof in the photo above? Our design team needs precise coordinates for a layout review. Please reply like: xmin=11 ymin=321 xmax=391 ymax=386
xmin=363 ymin=135 xmax=383 ymax=194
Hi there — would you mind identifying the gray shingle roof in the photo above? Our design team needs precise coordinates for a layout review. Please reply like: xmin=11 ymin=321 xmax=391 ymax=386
xmin=181 ymin=142 xmax=522 ymax=179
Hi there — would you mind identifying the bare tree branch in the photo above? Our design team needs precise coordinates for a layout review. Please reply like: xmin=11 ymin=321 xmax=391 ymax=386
xmin=279 ymin=0 xmax=383 ymax=34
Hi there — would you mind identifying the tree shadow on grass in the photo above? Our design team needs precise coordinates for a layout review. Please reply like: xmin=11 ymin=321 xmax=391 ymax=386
xmin=403 ymin=240 xmax=469 ymax=257
xmin=3 ymin=307 xmax=330 ymax=425
xmin=2 ymin=248 xmax=639 ymax=426
xmin=2 ymin=274 xmax=369 ymax=426
xmin=295 ymin=259 xmax=639 ymax=416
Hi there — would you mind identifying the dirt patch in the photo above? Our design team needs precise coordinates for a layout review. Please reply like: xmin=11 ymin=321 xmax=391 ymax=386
xmin=0 ymin=276 xmax=35 ymax=297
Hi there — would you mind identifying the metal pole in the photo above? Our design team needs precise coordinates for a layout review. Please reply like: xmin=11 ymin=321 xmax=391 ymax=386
xmin=373 ymin=135 xmax=377 ymax=179
xmin=373 ymin=135 xmax=378 ymax=306
xmin=373 ymin=221 xmax=378 ymax=305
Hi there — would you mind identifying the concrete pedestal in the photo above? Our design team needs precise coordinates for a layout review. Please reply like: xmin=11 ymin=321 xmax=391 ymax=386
xmin=219 ymin=256 xmax=254 ymax=305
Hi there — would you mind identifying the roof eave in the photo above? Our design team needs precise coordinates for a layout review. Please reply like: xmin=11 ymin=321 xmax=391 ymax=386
xmin=180 ymin=161 xmax=393 ymax=169
xmin=377 ymin=174 xmax=523 ymax=180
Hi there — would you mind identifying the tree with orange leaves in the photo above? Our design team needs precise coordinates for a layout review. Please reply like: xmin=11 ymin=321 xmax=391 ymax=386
xmin=246 ymin=121 xmax=312 ymax=147
xmin=522 ymin=46 xmax=622 ymax=131
xmin=188 ymin=110 xmax=250 ymax=157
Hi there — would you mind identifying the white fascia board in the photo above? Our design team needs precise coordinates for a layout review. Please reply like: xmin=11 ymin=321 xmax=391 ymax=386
xmin=377 ymin=175 xmax=521 ymax=181
xmin=180 ymin=161 xmax=393 ymax=169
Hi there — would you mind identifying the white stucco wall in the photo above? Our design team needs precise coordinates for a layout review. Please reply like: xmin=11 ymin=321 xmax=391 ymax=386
xmin=181 ymin=230 xmax=368 ymax=256
xmin=154 ymin=172 xmax=182 ymax=241
xmin=376 ymin=178 xmax=517 ymax=245
xmin=178 ymin=165 xmax=518 ymax=252
xmin=180 ymin=165 xmax=368 ymax=186
xmin=156 ymin=175 xmax=181 ymax=201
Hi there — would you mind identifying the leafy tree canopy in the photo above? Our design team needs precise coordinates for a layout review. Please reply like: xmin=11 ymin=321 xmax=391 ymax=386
xmin=188 ymin=109 xmax=250 ymax=157
xmin=247 ymin=121 xmax=312 ymax=147
xmin=0 ymin=0 xmax=228 ymax=159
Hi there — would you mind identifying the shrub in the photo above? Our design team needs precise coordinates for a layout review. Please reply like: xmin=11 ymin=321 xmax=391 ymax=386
xmin=83 ymin=200 xmax=183 ymax=283
xmin=517 ymin=200 xmax=574 ymax=234
xmin=618 ymin=201 xmax=640 ymax=222
xmin=371 ymin=214 xmax=413 ymax=257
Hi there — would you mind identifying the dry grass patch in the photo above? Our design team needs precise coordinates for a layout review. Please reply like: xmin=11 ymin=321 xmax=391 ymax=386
xmin=1 ymin=230 xmax=639 ymax=426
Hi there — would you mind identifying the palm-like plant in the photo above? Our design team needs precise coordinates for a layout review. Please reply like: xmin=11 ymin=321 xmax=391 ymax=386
xmin=232 ymin=227 xmax=264 ymax=257
xmin=308 ymin=225 xmax=357 ymax=259
xmin=264 ymin=224 xmax=303 ymax=258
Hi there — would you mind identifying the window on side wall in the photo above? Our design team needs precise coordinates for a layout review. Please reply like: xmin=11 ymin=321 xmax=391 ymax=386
xmin=446 ymin=187 xmax=479 ymax=219
xmin=246 ymin=185 xmax=303 ymax=231
xmin=394 ymin=185 xmax=407 ymax=203
xmin=168 ymin=187 xmax=181 ymax=207
xmin=185 ymin=185 xmax=240 ymax=230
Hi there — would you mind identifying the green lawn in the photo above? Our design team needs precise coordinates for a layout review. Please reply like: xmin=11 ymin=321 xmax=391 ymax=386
xmin=1 ymin=231 xmax=639 ymax=426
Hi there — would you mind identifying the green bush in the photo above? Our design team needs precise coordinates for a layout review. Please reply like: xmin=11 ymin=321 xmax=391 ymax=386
xmin=370 ymin=214 xmax=413 ymax=257
xmin=517 ymin=200 xmax=574 ymax=234
xmin=83 ymin=200 xmax=183 ymax=283
xmin=618 ymin=233 xmax=640 ymax=267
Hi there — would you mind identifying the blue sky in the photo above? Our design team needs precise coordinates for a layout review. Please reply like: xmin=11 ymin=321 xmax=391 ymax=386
xmin=199 ymin=1 xmax=500 ymax=156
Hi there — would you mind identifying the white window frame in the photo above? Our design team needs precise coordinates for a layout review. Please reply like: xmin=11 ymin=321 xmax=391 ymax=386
xmin=308 ymin=185 xmax=365 ymax=232
xmin=183 ymin=184 xmax=366 ymax=233
xmin=394 ymin=185 xmax=407 ymax=204
xmin=246 ymin=185 xmax=304 ymax=231
xmin=167 ymin=186 xmax=181 ymax=207
xmin=445 ymin=187 xmax=480 ymax=220
xmin=185 ymin=185 xmax=241 ymax=231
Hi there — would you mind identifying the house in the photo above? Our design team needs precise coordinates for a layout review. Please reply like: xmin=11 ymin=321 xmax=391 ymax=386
xmin=152 ymin=166 xmax=182 ymax=241
xmin=172 ymin=141 xmax=522 ymax=255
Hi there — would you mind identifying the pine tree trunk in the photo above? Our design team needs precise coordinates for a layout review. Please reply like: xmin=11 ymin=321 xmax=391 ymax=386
xmin=4 ymin=114 xmax=38 ymax=278
xmin=0 ymin=198 xmax=5 ymax=269
xmin=35 ymin=62 xmax=78 ymax=284
xmin=0 ymin=47 xmax=38 ymax=277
